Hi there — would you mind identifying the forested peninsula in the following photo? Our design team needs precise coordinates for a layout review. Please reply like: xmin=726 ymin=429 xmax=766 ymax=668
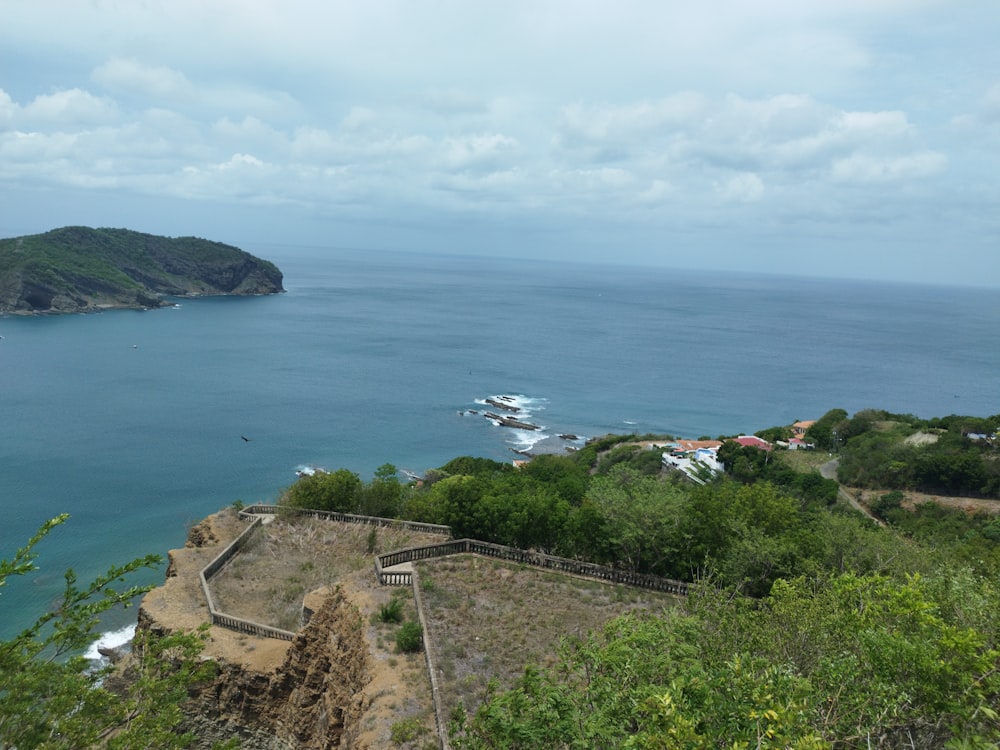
xmin=0 ymin=226 xmax=284 ymax=314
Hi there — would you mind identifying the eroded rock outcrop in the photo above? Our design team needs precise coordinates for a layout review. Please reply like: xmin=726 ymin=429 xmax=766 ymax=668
xmin=136 ymin=512 xmax=374 ymax=749
xmin=188 ymin=589 xmax=371 ymax=749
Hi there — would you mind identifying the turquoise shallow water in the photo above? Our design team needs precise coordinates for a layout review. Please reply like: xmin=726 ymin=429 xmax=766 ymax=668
xmin=1 ymin=248 xmax=998 ymax=638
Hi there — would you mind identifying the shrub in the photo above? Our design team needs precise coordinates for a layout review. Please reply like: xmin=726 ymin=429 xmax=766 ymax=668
xmin=396 ymin=621 xmax=423 ymax=653
xmin=871 ymin=489 xmax=905 ymax=520
xmin=390 ymin=716 xmax=426 ymax=743
xmin=378 ymin=597 xmax=405 ymax=624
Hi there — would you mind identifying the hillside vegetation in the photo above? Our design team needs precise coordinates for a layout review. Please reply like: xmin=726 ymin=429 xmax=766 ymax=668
xmin=0 ymin=226 xmax=284 ymax=313
xmin=4 ymin=408 xmax=998 ymax=749
xmin=280 ymin=412 xmax=1000 ymax=749
xmin=824 ymin=408 xmax=1000 ymax=498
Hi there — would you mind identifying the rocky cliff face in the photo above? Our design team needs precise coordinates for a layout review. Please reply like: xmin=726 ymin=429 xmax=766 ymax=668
xmin=0 ymin=226 xmax=284 ymax=314
xmin=175 ymin=589 xmax=371 ymax=749
xmin=137 ymin=513 xmax=375 ymax=750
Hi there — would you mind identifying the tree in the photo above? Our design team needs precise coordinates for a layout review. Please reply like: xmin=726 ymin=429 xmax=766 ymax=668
xmin=429 ymin=474 xmax=485 ymax=539
xmin=755 ymin=425 xmax=792 ymax=443
xmin=357 ymin=463 xmax=403 ymax=517
xmin=521 ymin=454 xmax=588 ymax=503
xmin=284 ymin=468 xmax=362 ymax=512
xmin=806 ymin=408 xmax=848 ymax=451
xmin=0 ymin=516 xmax=229 ymax=749
xmin=585 ymin=466 xmax=688 ymax=575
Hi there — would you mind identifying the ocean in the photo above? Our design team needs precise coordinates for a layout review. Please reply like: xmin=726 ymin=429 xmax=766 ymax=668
xmin=1 ymin=247 xmax=998 ymax=642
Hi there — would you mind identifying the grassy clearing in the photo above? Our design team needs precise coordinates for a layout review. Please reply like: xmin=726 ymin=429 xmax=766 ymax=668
xmin=776 ymin=448 xmax=830 ymax=473
xmin=416 ymin=555 xmax=682 ymax=722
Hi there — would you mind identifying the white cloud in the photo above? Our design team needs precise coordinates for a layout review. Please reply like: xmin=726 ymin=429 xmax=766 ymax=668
xmin=831 ymin=151 xmax=947 ymax=183
xmin=979 ymin=83 xmax=1000 ymax=123
xmin=716 ymin=173 xmax=765 ymax=203
xmin=418 ymin=89 xmax=491 ymax=117
xmin=340 ymin=107 xmax=377 ymax=131
xmin=0 ymin=89 xmax=16 ymax=126
xmin=92 ymin=58 xmax=192 ymax=101
xmin=91 ymin=58 xmax=299 ymax=119
xmin=441 ymin=134 xmax=518 ymax=171
xmin=0 ymin=0 xmax=997 ymax=285
xmin=21 ymin=89 xmax=118 ymax=126
xmin=558 ymin=93 xmax=708 ymax=146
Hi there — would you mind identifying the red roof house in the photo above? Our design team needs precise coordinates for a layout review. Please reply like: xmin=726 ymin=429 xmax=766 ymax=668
xmin=733 ymin=435 xmax=773 ymax=451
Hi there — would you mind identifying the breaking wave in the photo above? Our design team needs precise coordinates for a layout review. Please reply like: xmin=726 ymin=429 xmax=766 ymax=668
xmin=84 ymin=623 xmax=136 ymax=663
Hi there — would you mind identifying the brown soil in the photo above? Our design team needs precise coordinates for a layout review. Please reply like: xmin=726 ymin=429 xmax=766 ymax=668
xmin=141 ymin=510 xmax=444 ymax=747
xmin=853 ymin=487 xmax=1000 ymax=516
xmin=207 ymin=516 xmax=446 ymax=748
xmin=140 ymin=509 xmax=291 ymax=672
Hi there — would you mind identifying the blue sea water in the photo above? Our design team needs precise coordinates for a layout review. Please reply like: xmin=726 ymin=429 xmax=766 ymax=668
xmin=1 ymin=247 xmax=998 ymax=640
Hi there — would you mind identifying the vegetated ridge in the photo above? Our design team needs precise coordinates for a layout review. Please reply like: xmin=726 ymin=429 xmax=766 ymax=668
xmin=0 ymin=226 xmax=284 ymax=314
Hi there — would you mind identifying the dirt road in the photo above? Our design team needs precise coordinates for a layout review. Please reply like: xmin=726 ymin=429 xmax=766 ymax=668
xmin=820 ymin=459 xmax=885 ymax=526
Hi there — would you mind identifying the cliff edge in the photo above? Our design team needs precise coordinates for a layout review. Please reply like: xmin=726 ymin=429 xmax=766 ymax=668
xmin=0 ymin=226 xmax=284 ymax=314
xmin=136 ymin=511 xmax=415 ymax=750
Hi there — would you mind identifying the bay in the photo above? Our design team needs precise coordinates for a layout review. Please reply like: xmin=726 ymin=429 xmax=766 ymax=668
xmin=1 ymin=247 xmax=998 ymax=638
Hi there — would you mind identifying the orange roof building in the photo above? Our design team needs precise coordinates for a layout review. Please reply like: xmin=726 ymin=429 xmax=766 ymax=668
xmin=792 ymin=420 xmax=816 ymax=436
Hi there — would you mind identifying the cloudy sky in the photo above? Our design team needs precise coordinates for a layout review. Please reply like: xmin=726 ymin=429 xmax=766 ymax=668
xmin=2 ymin=1 xmax=998 ymax=286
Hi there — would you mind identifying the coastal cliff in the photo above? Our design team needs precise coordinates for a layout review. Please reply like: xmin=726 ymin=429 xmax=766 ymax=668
xmin=0 ymin=226 xmax=284 ymax=314
xmin=136 ymin=514 xmax=373 ymax=749
xmin=172 ymin=590 xmax=371 ymax=750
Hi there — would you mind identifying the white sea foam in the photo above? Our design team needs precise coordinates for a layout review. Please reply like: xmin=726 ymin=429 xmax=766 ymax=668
xmin=473 ymin=394 xmax=551 ymax=449
xmin=476 ymin=394 xmax=548 ymax=410
xmin=295 ymin=464 xmax=324 ymax=476
xmin=84 ymin=623 xmax=136 ymax=662
xmin=497 ymin=394 xmax=548 ymax=412
xmin=507 ymin=428 xmax=550 ymax=451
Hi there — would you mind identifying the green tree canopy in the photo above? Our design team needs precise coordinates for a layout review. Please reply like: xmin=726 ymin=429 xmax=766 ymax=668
xmin=0 ymin=516 xmax=231 ymax=749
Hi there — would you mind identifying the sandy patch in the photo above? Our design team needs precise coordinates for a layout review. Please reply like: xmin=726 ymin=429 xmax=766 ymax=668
xmin=904 ymin=431 xmax=940 ymax=446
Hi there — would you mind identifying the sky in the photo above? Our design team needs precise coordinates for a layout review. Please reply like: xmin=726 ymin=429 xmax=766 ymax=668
xmin=1 ymin=1 xmax=998 ymax=286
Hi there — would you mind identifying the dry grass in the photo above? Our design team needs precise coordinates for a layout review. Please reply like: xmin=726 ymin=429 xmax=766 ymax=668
xmin=775 ymin=448 xmax=831 ymax=473
xmin=205 ymin=517 xmax=684 ymax=747
xmin=209 ymin=518 xmax=444 ymax=631
xmin=853 ymin=487 xmax=1000 ymax=517
xmin=416 ymin=555 xmax=682 ymax=722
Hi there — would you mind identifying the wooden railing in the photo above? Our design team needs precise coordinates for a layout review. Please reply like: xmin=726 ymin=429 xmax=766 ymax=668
xmin=410 ymin=568 xmax=450 ymax=749
xmin=239 ymin=504 xmax=451 ymax=536
xmin=199 ymin=516 xmax=296 ymax=641
xmin=375 ymin=538 xmax=689 ymax=595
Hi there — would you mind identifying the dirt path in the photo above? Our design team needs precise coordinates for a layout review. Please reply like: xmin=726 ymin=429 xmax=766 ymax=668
xmin=820 ymin=459 xmax=885 ymax=526
xmin=818 ymin=459 xmax=1000 ymax=520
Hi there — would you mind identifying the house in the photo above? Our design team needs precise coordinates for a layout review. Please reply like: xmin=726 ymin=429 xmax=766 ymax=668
xmin=733 ymin=435 xmax=773 ymax=451
xmin=791 ymin=420 xmax=816 ymax=437
xmin=670 ymin=439 xmax=723 ymax=454
xmin=662 ymin=445 xmax=723 ymax=485
xmin=788 ymin=437 xmax=814 ymax=450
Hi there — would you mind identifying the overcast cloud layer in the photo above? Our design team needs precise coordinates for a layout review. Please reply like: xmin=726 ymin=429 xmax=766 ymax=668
xmin=2 ymin=1 xmax=998 ymax=285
